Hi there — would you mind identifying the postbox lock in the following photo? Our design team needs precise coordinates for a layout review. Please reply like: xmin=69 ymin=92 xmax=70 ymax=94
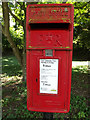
xmin=45 ymin=50 xmax=53 ymax=56
xmin=36 ymin=78 xmax=37 ymax=82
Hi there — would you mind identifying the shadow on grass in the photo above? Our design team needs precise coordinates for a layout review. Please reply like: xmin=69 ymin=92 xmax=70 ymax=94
xmin=2 ymin=55 xmax=22 ymax=76
xmin=2 ymin=81 xmax=43 ymax=119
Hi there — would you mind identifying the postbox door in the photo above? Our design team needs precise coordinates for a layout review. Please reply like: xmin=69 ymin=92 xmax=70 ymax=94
xmin=29 ymin=50 xmax=71 ymax=112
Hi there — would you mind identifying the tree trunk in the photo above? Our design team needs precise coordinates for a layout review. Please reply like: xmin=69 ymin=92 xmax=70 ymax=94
xmin=2 ymin=2 xmax=26 ymax=81
xmin=21 ymin=4 xmax=26 ymax=82
xmin=22 ymin=25 xmax=26 ymax=82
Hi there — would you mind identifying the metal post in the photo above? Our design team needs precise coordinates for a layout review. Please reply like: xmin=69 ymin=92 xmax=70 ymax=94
xmin=43 ymin=112 xmax=53 ymax=120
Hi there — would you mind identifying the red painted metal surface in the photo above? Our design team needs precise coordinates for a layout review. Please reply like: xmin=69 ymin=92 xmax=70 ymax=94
xmin=26 ymin=4 xmax=74 ymax=113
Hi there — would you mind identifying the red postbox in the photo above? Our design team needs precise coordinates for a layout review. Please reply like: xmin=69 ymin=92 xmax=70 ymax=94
xmin=26 ymin=4 xmax=74 ymax=113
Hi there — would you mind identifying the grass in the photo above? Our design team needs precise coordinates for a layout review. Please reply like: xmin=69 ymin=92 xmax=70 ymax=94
xmin=2 ymin=55 xmax=22 ymax=76
xmin=2 ymin=55 xmax=90 ymax=119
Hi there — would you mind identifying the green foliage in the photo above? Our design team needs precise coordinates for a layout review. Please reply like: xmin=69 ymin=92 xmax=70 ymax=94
xmin=73 ymin=2 xmax=90 ymax=50
xmin=2 ymin=34 xmax=11 ymax=51
xmin=10 ymin=26 xmax=24 ymax=50
xmin=8 ymin=2 xmax=25 ymax=22
xmin=2 ymin=26 xmax=24 ymax=52
xmin=72 ymin=65 xmax=88 ymax=74
xmin=55 ymin=94 xmax=89 ymax=119
xmin=70 ymin=94 xmax=89 ymax=119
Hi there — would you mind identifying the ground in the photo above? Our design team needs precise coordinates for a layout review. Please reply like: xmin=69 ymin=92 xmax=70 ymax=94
xmin=1 ymin=55 xmax=90 ymax=119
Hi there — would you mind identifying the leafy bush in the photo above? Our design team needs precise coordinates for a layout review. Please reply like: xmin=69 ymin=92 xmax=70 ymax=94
xmin=2 ymin=26 xmax=24 ymax=53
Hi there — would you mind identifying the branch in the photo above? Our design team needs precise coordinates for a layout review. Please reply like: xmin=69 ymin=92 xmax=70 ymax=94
xmin=8 ymin=7 xmax=24 ymax=27
xmin=74 ymin=3 xmax=87 ymax=9
xmin=2 ymin=2 xmax=22 ymax=66
xmin=17 ymin=2 xmax=26 ymax=11
xmin=2 ymin=2 xmax=9 ymax=34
